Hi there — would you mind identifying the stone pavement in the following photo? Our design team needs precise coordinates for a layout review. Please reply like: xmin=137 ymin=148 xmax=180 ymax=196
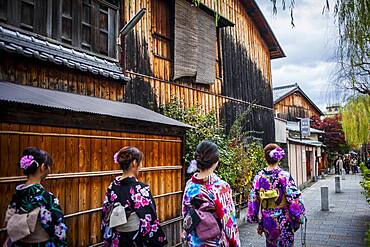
xmin=239 ymin=174 xmax=370 ymax=246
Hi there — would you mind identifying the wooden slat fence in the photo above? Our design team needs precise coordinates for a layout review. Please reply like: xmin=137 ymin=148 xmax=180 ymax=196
xmin=0 ymin=123 xmax=184 ymax=246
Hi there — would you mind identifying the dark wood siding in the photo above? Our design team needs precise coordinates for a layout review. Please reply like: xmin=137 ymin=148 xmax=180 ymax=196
xmin=274 ymin=92 xmax=322 ymax=121
xmin=122 ymin=0 xmax=275 ymax=143
xmin=0 ymin=53 xmax=125 ymax=101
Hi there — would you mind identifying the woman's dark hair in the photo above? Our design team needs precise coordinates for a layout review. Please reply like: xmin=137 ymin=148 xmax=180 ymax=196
xmin=116 ymin=147 xmax=143 ymax=171
xmin=264 ymin=143 xmax=279 ymax=165
xmin=19 ymin=147 xmax=53 ymax=176
xmin=195 ymin=140 xmax=219 ymax=170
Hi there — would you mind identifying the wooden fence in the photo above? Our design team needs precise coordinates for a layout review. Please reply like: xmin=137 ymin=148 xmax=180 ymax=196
xmin=0 ymin=123 xmax=184 ymax=246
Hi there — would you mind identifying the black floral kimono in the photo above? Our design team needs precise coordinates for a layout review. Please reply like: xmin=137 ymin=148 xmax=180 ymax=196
xmin=101 ymin=176 xmax=167 ymax=247
xmin=7 ymin=184 xmax=67 ymax=247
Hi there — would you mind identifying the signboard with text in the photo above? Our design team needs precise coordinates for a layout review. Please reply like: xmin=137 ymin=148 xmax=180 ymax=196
xmin=300 ymin=118 xmax=310 ymax=137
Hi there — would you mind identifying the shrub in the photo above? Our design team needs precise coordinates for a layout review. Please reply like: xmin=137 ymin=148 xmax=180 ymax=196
xmin=160 ymin=99 xmax=266 ymax=199
xmin=359 ymin=162 xmax=370 ymax=245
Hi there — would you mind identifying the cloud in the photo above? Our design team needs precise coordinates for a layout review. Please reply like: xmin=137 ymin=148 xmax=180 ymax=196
xmin=255 ymin=0 xmax=340 ymax=111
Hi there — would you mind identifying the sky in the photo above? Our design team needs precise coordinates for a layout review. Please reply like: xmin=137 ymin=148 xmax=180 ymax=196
xmin=255 ymin=0 xmax=340 ymax=111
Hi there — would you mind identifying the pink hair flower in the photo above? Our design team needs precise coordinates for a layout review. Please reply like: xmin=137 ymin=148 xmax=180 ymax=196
xmin=113 ymin=152 xmax=119 ymax=164
xmin=269 ymin=147 xmax=285 ymax=161
xmin=20 ymin=155 xmax=38 ymax=169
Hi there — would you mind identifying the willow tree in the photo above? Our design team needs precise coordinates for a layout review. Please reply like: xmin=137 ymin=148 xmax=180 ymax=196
xmin=342 ymin=95 xmax=370 ymax=149
xmin=270 ymin=0 xmax=370 ymax=95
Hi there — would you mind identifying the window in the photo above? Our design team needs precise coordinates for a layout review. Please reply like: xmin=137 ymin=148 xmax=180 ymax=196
xmin=0 ymin=0 xmax=118 ymax=58
xmin=151 ymin=0 xmax=173 ymax=80
xmin=216 ymin=28 xmax=222 ymax=79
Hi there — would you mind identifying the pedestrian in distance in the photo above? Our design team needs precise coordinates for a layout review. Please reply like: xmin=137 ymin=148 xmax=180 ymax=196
xmin=352 ymin=158 xmax=358 ymax=174
xmin=336 ymin=156 xmax=344 ymax=175
xmin=101 ymin=147 xmax=167 ymax=247
xmin=182 ymin=140 xmax=240 ymax=247
xmin=247 ymin=143 xmax=305 ymax=247
xmin=3 ymin=147 xmax=67 ymax=247
xmin=344 ymin=156 xmax=350 ymax=174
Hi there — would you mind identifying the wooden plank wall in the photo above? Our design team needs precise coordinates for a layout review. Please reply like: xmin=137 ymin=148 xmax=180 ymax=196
xmin=0 ymin=53 xmax=125 ymax=102
xmin=123 ymin=0 xmax=272 ymax=83
xmin=0 ymin=123 xmax=183 ymax=246
xmin=123 ymin=0 xmax=275 ymax=143
xmin=274 ymin=93 xmax=322 ymax=121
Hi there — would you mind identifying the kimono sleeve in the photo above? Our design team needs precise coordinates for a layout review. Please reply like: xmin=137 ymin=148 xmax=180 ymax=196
xmin=40 ymin=192 xmax=67 ymax=246
xmin=101 ymin=184 xmax=116 ymax=245
xmin=218 ymin=185 xmax=240 ymax=247
xmin=131 ymin=184 xmax=168 ymax=246
xmin=247 ymin=174 xmax=260 ymax=223
xmin=285 ymin=174 xmax=305 ymax=230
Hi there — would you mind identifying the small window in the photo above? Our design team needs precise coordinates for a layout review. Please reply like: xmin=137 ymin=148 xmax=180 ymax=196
xmin=151 ymin=0 xmax=173 ymax=80
xmin=1 ymin=0 xmax=118 ymax=58
xmin=61 ymin=0 xmax=73 ymax=44
xmin=216 ymin=28 xmax=222 ymax=79
xmin=0 ymin=0 xmax=7 ymax=22
xmin=81 ymin=0 xmax=92 ymax=50
xmin=20 ymin=0 xmax=34 ymax=31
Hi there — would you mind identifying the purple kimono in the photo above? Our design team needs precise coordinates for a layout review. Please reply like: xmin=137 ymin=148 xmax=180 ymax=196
xmin=247 ymin=167 xmax=305 ymax=247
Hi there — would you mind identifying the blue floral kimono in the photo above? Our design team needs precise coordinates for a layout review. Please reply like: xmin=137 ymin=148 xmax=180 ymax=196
xmin=7 ymin=184 xmax=67 ymax=247
xmin=182 ymin=173 xmax=240 ymax=247
xmin=247 ymin=167 xmax=305 ymax=247
xmin=101 ymin=176 xmax=167 ymax=247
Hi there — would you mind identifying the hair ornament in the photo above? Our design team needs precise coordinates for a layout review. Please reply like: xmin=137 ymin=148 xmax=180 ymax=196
xmin=20 ymin=155 xmax=39 ymax=169
xmin=269 ymin=147 xmax=285 ymax=161
xmin=113 ymin=152 xmax=119 ymax=164
xmin=187 ymin=160 xmax=198 ymax=174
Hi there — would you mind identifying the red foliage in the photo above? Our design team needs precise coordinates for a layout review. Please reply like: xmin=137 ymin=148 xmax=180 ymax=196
xmin=311 ymin=115 xmax=348 ymax=154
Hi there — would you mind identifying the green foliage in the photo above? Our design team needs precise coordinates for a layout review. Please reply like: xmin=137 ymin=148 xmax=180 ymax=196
xmin=217 ymin=142 xmax=265 ymax=194
xmin=342 ymin=95 xmax=370 ymax=148
xmin=160 ymin=99 xmax=227 ymax=164
xmin=359 ymin=162 xmax=370 ymax=203
xmin=359 ymin=162 xmax=370 ymax=244
xmin=160 ymin=99 xmax=266 ymax=195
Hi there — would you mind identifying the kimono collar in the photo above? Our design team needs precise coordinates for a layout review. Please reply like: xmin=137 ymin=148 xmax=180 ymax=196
xmin=115 ymin=176 xmax=138 ymax=186
xmin=263 ymin=166 xmax=282 ymax=175
xmin=191 ymin=173 xmax=219 ymax=185
xmin=16 ymin=183 xmax=43 ymax=191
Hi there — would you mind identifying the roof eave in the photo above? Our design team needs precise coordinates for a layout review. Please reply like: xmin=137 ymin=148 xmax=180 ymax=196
xmin=273 ymin=85 xmax=324 ymax=116
xmin=243 ymin=0 xmax=285 ymax=59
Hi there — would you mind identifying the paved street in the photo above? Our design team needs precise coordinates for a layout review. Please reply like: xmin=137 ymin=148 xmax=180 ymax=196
xmin=239 ymin=174 xmax=370 ymax=246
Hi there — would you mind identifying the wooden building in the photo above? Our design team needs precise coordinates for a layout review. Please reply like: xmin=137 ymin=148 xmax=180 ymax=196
xmin=273 ymin=83 xmax=323 ymax=121
xmin=122 ymin=0 xmax=285 ymax=143
xmin=0 ymin=0 xmax=284 ymax=245
xmin=273 ymin=83 xmax=326 ymax=187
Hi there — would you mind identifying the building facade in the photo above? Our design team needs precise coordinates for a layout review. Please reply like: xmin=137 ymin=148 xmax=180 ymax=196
xmin=273 ymin=83 xmax=325 ymax=187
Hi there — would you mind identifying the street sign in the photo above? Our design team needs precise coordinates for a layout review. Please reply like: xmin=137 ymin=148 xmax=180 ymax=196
xmin=300 ymin=118 xmax=310 ymax=137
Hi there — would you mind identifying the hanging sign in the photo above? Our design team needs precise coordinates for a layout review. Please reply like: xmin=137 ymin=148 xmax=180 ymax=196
xmin=300 ymin=118 xmax=311 ymax=137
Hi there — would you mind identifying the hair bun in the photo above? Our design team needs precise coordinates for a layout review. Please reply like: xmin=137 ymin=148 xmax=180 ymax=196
xmin=114 ymin=147 xmax=143 ymax=171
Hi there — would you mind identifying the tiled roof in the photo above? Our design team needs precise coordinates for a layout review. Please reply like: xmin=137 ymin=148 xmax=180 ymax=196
xmin=0 ymin=81 xmax=191 ymax=129
xmin=273 ymin=83 xmax=324 ymax=115
xmin=0 ymin=25 xmax=130 ymax=82
xmin=272 ymin=83 xmax=299 ymax=102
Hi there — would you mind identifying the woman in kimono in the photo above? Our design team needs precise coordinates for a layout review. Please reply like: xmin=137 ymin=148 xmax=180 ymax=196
xmin=182 ymin=140 xmax=240 ymax=247
xmin=247 ymin=143 xmax=305 ymax=247
xmin=101 ymin=146 xmax=167 ymax=247
xmin=4 ymin=147 xmax=67 ymax=247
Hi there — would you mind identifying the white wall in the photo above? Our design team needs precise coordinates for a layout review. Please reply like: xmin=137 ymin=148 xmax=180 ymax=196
xmin=275 ymin=118 xmax=287 ymax=144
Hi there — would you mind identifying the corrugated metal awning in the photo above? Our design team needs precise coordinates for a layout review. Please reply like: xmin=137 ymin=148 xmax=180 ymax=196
xmin=288 ymin=138 xmax=324 ymax=147
xmin=0 ymin=81 xmax=192 ymax=129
